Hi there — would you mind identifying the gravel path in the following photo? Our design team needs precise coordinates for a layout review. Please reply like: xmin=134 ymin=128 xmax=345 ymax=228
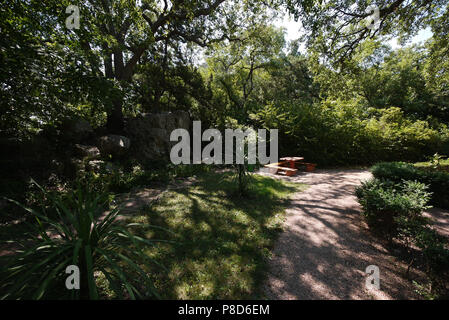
xmin=260 ymin=169 xmax=429 ymax=300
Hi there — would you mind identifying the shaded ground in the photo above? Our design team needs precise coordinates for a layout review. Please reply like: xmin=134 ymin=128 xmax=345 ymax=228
xmin=115 ymin=172 xmax=306 ymax=299
xmin=3 ymin=169 xmax=447 ymax=299
xmin=259 ymin=168 xmax=449 ymax=300
xmin=424 ymin=208 xmax=449 ymax=238
xmin=1 ymin=172 xmax=306 ymax=299
xmin=0 ymin=177 xmax=197 ymax=257
xmin=115 ymin=176 xmax=197 ymax=214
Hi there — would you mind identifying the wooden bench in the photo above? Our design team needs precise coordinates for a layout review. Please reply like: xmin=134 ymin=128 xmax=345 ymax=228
xmin=264 ymin=162 xmax=298 ymax=176
xmin=295 ymin=162 xmax=317 ymax=172
xmin=264 ymin=157 xmax=316 ymax=175
xmin=279 ymin=157 xmax=304 ymax=169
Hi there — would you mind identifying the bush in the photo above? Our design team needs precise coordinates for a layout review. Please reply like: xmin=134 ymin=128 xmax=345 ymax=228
xmin=77 ymin=164 xmax=213 ymax=195
xmin=252 ymin=103 xmax=449 ymax=166
xmin=357 ymin=176 xmax=449 ymax=298
xmin=371 ymin=162 xmax=449 ymax=209
xmin=409 ymin=225 xmax=449 ymax=298
xmin=415 ymin=228 xmax=449 ymax=276
xmin=1 ymin=181 xmax=166 ymax=300
xmin=355 ymin=179 xmax=432 ymax=239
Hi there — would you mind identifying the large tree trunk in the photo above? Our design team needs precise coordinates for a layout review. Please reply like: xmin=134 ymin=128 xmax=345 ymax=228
xmin=105 ymin=50 xmax=126 ymax=133
xmin=106 ymin=98 xmax=124 ymax=133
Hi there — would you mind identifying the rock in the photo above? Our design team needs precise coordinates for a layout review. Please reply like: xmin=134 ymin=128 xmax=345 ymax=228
xmin=125 ymin=111 xmax=190 ymax=162
xmin=172 ymin=111 xmax=191 ymax=131
xmin=98 ymin=135 xmax=130 ymax=157
xmin=61 ymin=118 xmax=93 ymax=142
xmin=149 ymin=113 xmax=167 ymax=129
xmin=86 ymin=160 xmax=105 ymax=172
xmin=74 ymin=144 xmax=100 ymax=159
xmin=66 ymin=158 xmax=85 ymax=177
xmin=86 ymin=160 xmax=120 ymax=174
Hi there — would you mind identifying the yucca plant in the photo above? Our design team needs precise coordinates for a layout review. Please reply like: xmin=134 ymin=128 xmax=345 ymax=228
xmin=1 ymin=180 xmax=168 ymax=300
xmin=231 ymin=163 xmax=253 ymax=196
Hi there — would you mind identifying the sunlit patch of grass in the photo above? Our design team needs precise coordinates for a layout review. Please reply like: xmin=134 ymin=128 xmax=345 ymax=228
xmin=415 ymin=159 xmax=449 ymax=172
xmin=129 ymin=171 xmax=307 ymax=299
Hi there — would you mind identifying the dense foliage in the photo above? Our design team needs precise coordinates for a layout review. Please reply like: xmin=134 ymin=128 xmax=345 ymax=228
xmin=356 ymin=179 xmax=431 ymax=237
xmin=356 ymin=174 xmax=449 ymax=298
xmin=1 ymin=0 xmax=449 ymax=301
xmin=371 ymin=162 xmax=449 ymax=209
xmin=2 ymin=1 xmax=448 ymax=166
xmin=1 ymin=182 xmax=164 ymax=299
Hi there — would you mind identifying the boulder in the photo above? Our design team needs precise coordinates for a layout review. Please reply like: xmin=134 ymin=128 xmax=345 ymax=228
xmin=61 ymin=118 xmax=93 ymax=142
xmin=125 ymin=111 xmax=190 ymax=162
xmin=149 ymin=113 xmax=167 ymax=129
xmin=172 ymin=111 xmax=191 ymax=131
xmin=98 ymin=135 xmax=130 ymax=157
xmin=86 ymin=160 xmax=120 ymax=174
xmin=74 ymin=144 xmax=100 ymax=159
xmin=67 ymin=158 xmax=85 ymax=177
xmin=86 ymin=160 xmax=105 ymax=172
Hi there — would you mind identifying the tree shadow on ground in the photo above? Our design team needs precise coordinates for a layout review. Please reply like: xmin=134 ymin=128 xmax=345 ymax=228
xmin=262 ymin=169 xmax=427 ymax=300
xmin=130 ymin=171 xmax=304 ymax=299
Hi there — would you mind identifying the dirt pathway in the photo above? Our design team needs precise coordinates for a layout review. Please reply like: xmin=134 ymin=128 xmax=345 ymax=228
xmin=116 ymin=176 xmax=197 ymax=214
xmin=260 ymin=169 xmax=428 ymax=300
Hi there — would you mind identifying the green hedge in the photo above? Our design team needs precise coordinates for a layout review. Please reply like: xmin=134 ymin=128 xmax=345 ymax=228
xmin=355 ymin=179 xmax=431 ymax=238
xmin=371 ymin=162 xmax=449 ymax=209
xmin=253 ymin=104 xmax=449 ymax=166
xmin=356 ymin=176 xmax=449 ymax=297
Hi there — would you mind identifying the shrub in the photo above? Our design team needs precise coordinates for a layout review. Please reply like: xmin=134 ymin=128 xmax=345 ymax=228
xmin=363 ymin=108 xmax=440 ymax=162
xmin=411 ymin=226 xmax=449 ymax=298
xmin=77 ymin=164 xmax=213 ymax=195
xmin=371 ymin=162 xmax=449 ymax=209
xmin=355 ymin=178 xmax=432 ymax=239
xmin=1 ymin=181 xmax=166 ymax=300
xmin=357 ymin=176 xmax=449 ymax=298
xmin=415 ymin=228 xmax=449 ymax=275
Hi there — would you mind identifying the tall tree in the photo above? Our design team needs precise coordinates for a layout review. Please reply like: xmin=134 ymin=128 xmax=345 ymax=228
xmin=282 ymin=0 xmax=448 ymax=65
xmin=206 ymin=24 xmax=284 ymax=123
xmin=3 ymin=0 xmax=268 ymax=133
xmin=0 ymin=0 xmax=110 ymax=137
xmin=72 ymin=0 xmax=234 ymax=131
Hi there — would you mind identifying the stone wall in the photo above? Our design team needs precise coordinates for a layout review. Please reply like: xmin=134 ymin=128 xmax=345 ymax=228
xmin=125 ymin=111 xmax=190 ymax=163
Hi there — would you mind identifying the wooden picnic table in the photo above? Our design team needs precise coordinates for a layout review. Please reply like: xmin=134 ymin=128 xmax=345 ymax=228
xmin=279 ymin=157 xmax=304 ymax=169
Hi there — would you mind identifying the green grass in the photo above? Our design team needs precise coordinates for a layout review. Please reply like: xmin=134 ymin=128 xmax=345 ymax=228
xmin=0 ymin=170 xmax=306 ymax=299
xmin=124 ymin=171 xmax=307 ymax=299
xmin=414 ymin=159 xmax=449 ymax=172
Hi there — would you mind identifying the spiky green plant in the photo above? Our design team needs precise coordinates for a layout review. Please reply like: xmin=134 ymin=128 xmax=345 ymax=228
xmin=1 ymin=181 xmax=168 ymax=300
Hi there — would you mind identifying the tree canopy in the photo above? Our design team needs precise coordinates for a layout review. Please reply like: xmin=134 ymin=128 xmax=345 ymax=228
xmin=282 ymin=0 xmax=448 ymax=65
xmin=1 ymin=0 xmax=448 ymax=166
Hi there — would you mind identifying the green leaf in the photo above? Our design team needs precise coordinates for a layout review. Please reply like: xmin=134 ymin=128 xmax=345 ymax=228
xmin=84 ymin=245 xmax=98 ymax=300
